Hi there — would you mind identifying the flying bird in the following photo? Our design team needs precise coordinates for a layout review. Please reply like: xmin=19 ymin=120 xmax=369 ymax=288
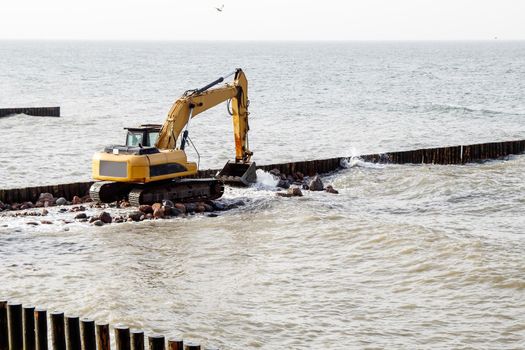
xmin=215 ymin=4 xmax=224 ymax=12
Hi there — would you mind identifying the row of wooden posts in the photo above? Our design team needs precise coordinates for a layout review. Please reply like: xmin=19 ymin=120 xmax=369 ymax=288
xmin=1 ymin=139 xmax=524 ymax=205
xmin=0 ymin=301 xmax=211 ymax=350
xmin=0 ymin=107 xmax=60 ymax=118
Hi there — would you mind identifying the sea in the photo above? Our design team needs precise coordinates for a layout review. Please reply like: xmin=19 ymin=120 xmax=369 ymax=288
xmin=0 ymin=41 xmax=524 ymax=349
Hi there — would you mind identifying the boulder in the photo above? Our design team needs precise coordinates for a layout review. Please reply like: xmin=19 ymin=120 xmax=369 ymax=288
xmin=152 ymin=203 xmax=162 ymax=211
xmin=174 ymin=203 xmax=186 ymax=214
xmin=72 ymin=196 xmax=82 ymax=205
xmin=99 ymin=211 xmax=112 ymax=224
xmin=93 ymin=220 xmax=104 ymax=226
xmin=128 ymin=211 xmax=143 ymax=222
xmin=75 ymin=213 xmax=87 ymax=219
xmin=185 ymin=203 xmax=197 ymax=213
xmin=38 ymin=193 xmax=54 ymax=203
xmin=169 ymin=208 xmax=183 ymax=217
xmin=287 ymin=187 xmax=303 ymax=197
xmin=153 ymin=207 xmax=165 ymax=219
xmin=211 ymin=201 xmax=226 ymax=211
xmin=308 ymin=175 xmax=324 ymax=191
xmin=277 ymin=179 xmax=290 ymax=189
xmin=325 ymin=185 xmax=339 ymax=194
xmin=56 ymin=197 xmax=67 ymax=206
xmin=269 ymin=168 xmax=281 ymax=177
xmin=276 ymin=192 xmax=293 ymax=197
xmin=162 ymin=200 xmax=174 ymax=208
xmin=139 ymin=205 xmax=153 ymax=214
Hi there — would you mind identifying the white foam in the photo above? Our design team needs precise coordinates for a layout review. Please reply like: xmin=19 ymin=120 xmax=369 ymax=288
xmin=254 ymin=169 xmax=279 ymax=190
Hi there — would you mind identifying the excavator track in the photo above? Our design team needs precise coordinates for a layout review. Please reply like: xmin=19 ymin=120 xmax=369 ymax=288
xmin=90 ymin=179 xmax=224 ymax=206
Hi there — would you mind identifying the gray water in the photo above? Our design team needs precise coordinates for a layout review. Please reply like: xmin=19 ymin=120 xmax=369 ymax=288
xmin=1 ymin=42 xmax=525 ymax=349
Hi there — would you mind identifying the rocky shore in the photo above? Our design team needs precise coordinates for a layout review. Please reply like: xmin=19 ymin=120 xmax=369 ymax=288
xmin=0 ymin=171 xmax=338 ymax=227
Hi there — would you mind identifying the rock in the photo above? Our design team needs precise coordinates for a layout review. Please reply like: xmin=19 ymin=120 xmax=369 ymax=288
xmin=169 ymin=208 xmax=183 ymax=217
xmin=195 ymin=205 xmax=206 ymax=213
xmin=38 ymin=193 xmax=54 ymax=203
xmin=40 ymin=220 xmax=53 ymax=225
xmin=203 ymin=204 xmax=214 ymax=212
xmin=72 ymin=196 xmax=82 ymax=205
xmin=82 ymin=195 xmax=93 ymax=203
xmin=302 ymin=184 xmax=310 ymax=190
xmin=56 ymin=197 xmax=67 ymax=206
xmin=152 ymin=203 xmax=162 ymax=211
xmin=295 ymin=172 xmax=304 ymax=181
xmin=276 ymin=192 xmax=293 ymax=197
xmin=153 ymin=207 xmax=164 ymax=219
xmin=185 ymin=203 xmax=197 ymax=213
xmin=308 ymin=175 xmax=324 ymax=191
xmin=277 ymin=179 xmax=290 ymax=189
xmin=207 ymin=213 xmax=219 ymax=218
xmin=269 ymin=168 xmax=281 ymax=176
xmin=211 ymin=201 xmax=226 ymax=211
xmin=26 ymin=221 xmax=39 ymax=225
xmin=139 ymin=205 xmax=153 ymax=214
xmin=59 ymin=208 xmax=67 ymax=213
xmin=41 ymin=208 xmax=49 ymax=216
xmin=174 ymin=203 xmax=186 ymax=214
xmin=119 ymin=201 xmax=131 ymax=208
xmin=325 ymin=185 xmax=339 ymax=194
xmin=128 ymin=211 xmax=143 ymax=222
xmin=145 ymin=213 xmax=153 ymax=220
xmin=75 ymin=213 xmax=87 ymax=219
xmin=89 ymin=216 xmax=98 ymax=223
xmin=140 ymin=215 xmax=145 ymax=221
xmin=99 ymin=211 xmax=112 ymax=224
xmin=287 ymin=187 xmax=303 ymax=197
xmin=93 ymin=220 xmax=104 ymax=226
xmin=162 ymin=200 xmax=174 ymax=208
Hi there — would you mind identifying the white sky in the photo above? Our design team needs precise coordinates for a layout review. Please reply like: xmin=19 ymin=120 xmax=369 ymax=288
xmin=1 ymin=0 xmax=524 ymax=40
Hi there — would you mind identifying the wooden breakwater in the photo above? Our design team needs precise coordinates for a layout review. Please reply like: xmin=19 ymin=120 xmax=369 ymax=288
xmin=0 ymin=139 xmax=524 ymax=205
xmin=0 ymin=300 xmax=209 ymax=350
xmin=0 ymin=107 xmax=60 ymax=118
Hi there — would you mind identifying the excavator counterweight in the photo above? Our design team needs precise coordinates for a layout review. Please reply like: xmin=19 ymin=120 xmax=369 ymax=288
xmin=89 ymin=69 xmax=256 ymax=205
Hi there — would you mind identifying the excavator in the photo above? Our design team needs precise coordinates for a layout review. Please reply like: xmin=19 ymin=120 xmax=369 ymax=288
xmin=89 ymin=68 xmax=257 ymax=206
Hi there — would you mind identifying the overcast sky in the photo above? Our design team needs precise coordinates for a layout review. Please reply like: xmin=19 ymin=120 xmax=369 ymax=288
xmin=1 ymin=0 xmax=524 ymax=40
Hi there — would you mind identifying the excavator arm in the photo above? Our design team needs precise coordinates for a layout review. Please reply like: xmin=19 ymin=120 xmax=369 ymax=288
xmin=155 ymin=69 xmax=252 ymax=163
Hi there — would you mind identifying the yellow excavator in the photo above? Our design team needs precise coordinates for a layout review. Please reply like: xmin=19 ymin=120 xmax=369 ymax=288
xmin=89 ymin=68 xmax=256 ymax=206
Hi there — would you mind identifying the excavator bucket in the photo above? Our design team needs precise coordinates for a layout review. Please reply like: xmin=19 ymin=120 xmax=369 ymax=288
xmin=217 ymin=161 xmax=257 ymax=186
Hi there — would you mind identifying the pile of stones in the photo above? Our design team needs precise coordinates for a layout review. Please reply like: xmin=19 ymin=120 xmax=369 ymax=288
xmin=0 ymin=193 xmax=91 ymax=212
xmin=270 ymin=169 xmax=339 ymax=197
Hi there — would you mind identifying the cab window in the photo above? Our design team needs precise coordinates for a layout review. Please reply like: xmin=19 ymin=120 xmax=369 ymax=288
xmin=148 ymin=131 xmax=159 ymax=146
xmin=126 ymin=132 xmax=144 ymax=146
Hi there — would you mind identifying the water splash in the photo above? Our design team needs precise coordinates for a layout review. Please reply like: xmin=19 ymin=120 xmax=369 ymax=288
xmin=254 ymin=169 xmax=279 ymax=190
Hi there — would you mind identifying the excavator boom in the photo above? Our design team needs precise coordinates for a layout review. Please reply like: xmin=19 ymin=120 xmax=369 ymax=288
xmin=156 ymin=69 xmax=252 ymax=163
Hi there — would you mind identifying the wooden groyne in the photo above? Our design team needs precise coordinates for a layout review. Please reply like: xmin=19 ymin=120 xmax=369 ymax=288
xmin=0 ymin=300 xmax=210 ymax=350
xmin=0 ymin=139 xmax=524 ymax=205
xmin=0 ymin=107 xmax=60 ymax=118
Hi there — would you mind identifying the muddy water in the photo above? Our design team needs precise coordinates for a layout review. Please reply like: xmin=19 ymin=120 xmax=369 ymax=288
xmin=1 ymin=157 xmax=524 ymax=349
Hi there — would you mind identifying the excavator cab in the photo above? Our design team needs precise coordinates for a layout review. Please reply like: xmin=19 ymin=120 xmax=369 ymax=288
xmin=125 ymin=124 xmax=162 ymax=147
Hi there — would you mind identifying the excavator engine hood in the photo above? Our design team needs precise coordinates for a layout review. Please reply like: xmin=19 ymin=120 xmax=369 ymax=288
xmin=217 ymin=161 xmax=257 ymax=187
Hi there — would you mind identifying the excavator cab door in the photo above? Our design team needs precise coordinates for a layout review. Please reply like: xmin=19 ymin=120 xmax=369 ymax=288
xmin=217 ymin=161 xmax=257 ymax=187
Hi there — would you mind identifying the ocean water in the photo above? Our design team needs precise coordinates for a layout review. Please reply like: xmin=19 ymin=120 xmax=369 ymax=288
xmin=1 ymin=41 xmax=525 ymax=349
